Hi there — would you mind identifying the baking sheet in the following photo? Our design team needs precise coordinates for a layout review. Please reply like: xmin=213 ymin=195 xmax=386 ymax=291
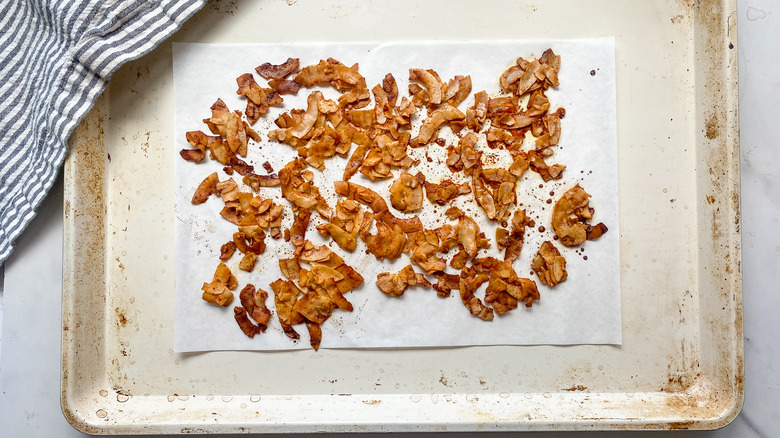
xmin=172 ymin=39 xmax=620 ymax=352
xmin=61 ymin=0 xmax=742 ymax=433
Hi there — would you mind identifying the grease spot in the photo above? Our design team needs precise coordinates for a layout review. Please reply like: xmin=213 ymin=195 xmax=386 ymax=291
xmin=410 ymin=394 xmax=422 ymax=402
xmin=466 ymin=393 xmax=479 ymax=403
xmin=222 ymin=396 xmax=233 ymax=402
xmin=543 ymin=392 xmax=552 ymax=398
xmin=96 ymin=409 xmax=107 ymax=418
xmin=99 ymin=390 xmax=108 ymax=397
xmin=206 ymin=394 xmax=214 ymax=401
xmin=250 ymin=395 xmax=261 ymax=402
xmin=499 ymin=392 xmax=510 ymax=398
xmin=115 ymin=308 xmax=128 ymax=327
xmin=117 ymin=394 xmax=130 ymax=402
xmin=563 ymin=385 xmax=587 ymax=392
xmin=167 ymin=395 xmax=176 ymax=402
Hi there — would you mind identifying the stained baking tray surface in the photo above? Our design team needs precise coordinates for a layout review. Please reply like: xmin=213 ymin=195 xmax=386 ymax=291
xmin=62 ymin=0 xmax=742 ymax=433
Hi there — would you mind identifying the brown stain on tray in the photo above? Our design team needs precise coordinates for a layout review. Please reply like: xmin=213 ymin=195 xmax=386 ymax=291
xmin=705 ymin=113 xmax=720 ymax=139
xmin=563 ymin=385 xmax=587 ymax=392
xmin=115 ymin=307 xmax=128 ymax=327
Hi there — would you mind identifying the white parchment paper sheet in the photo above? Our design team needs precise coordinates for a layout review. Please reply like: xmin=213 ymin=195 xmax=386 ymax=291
xmin=173 ymin=39 xmax=620 ymax=352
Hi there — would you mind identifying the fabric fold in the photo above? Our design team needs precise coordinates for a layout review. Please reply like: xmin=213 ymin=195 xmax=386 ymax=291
xmin=0 ymin=0 xmax=206 ymax=266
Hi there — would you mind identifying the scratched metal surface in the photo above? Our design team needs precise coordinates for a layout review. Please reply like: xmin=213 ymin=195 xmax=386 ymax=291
xmin=61 ymin=0 xmax=742 ymax=433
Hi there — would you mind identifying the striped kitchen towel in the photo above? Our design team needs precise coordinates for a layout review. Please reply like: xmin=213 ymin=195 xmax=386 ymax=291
xmin=0 ymin=0 xmax=205 ymax=266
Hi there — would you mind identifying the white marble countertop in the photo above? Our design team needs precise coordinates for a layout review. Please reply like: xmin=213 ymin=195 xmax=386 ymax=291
xmin=0 ymin=1 xmax=777 ymax=436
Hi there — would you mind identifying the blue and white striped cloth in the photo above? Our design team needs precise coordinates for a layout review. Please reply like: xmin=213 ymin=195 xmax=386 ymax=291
xmin=0 ymin=0 xmax=205 ymax=266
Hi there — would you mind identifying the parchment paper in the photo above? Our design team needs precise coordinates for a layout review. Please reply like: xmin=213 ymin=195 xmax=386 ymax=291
xmin=173 ymin=39 xmax=620 ymax=352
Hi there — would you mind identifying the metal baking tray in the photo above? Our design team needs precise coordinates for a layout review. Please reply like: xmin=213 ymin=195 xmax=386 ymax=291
xmin=61 ymin=0 xmax=742 ymax=433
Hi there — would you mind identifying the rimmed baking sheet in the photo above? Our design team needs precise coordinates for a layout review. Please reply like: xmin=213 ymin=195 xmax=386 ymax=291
xmin=62 ymin=0 xmax=742 ymax=433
